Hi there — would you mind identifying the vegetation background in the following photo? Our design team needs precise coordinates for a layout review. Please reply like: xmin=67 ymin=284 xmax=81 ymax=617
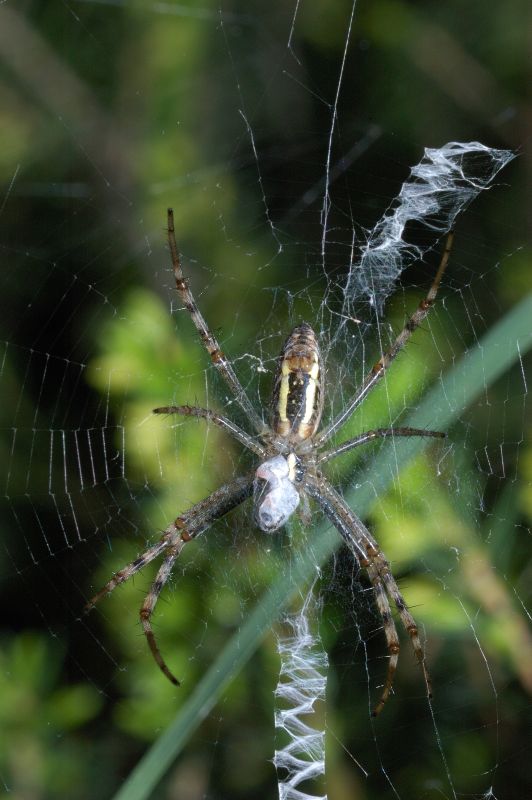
xmin=0 ymin=1 xmax=530 ymax=799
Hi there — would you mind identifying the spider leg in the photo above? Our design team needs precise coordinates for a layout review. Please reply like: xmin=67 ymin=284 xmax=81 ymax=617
xmin=153 ymin=404 xmax=266 ymax=457
xmin=364 ymin=560 xmax=400 ymax=716
xmin=375 ymin=551 xmax=432 ymax=701
xmin=316 ymin=230 xmax=454 ymax=446
xmin=85 ymin=473 xmax=254 ymax=683
xmin=304 ymin=474 xmax=431 ymax=714
xmin=167 ymin=209 xmax=266 ymax=435
xmin=140 ymin=542 xmax=183 ymax=685
xmin=177 ymin=473 xmax=255 ymax=533
xmin=304 ymin=475 xmax=378 ymax=559
xmin=142 ymin=473 xmax=254 ymax=684
xmin=318 ymin=426 xmax=445 ymax=464
xmin=84 ymin=537 xmax=172 ymax=612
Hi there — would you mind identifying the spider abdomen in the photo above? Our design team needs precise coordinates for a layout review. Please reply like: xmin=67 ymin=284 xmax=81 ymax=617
xmin=272 ymin=322 xmax=324 ymax=441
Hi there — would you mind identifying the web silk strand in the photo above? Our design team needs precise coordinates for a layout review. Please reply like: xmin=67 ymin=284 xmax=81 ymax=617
xmin=340 ymin=141 xmax=515 ymax=321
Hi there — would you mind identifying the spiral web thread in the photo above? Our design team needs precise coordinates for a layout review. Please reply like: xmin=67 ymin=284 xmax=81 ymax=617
xmin=274 ymin=591 xmax=328 ymax=800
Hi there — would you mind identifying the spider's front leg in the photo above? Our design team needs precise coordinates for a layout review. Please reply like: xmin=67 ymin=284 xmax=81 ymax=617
xmin=166 ymin=209 xmax=266 ymax=435
xmin=362 ymin=546 xmax=432 ymax=716
xmin=362 ymin=558 xmax=400 ymax=716
xmin=139 ymin=540 xmax=185 ymax=685
xmin=315 ymin=230 xmax=454 ymax=447
xmin=84 ymin=536 xmax=174 ymax=612
xmin=375 ymin=550 xmax=433 ymax=703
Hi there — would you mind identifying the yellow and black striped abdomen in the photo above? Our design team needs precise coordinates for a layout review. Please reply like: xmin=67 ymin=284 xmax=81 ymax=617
xmin=272 ymin=322 xmax=324 ymax=441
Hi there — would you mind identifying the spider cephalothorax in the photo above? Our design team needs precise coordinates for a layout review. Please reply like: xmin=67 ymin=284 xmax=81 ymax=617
xmin=86 ymin=209 xmax=452 ymax=715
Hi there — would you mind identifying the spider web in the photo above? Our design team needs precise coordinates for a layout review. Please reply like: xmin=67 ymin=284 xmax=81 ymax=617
xmin=0 ymin=2 xmax=530 ymax=799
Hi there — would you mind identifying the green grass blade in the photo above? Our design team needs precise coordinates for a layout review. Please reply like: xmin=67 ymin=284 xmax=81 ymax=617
xmin=112 ymin=294 xmax=532 ymax=800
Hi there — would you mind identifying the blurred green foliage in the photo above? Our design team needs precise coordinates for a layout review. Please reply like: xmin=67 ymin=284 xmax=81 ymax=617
xmin=0 ymin=633 xmax=102 ymax=798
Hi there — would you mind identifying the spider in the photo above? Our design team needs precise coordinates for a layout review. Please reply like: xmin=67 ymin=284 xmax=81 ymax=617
xmin=86 ymin=209 xmax=453 ymax=716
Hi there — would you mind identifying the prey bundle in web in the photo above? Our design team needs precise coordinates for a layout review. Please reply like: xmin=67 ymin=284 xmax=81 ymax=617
xmin=273 ymin=591 xmax=328 ymax=800
xmin=338 ymin=141 xmax=515 ymax=334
